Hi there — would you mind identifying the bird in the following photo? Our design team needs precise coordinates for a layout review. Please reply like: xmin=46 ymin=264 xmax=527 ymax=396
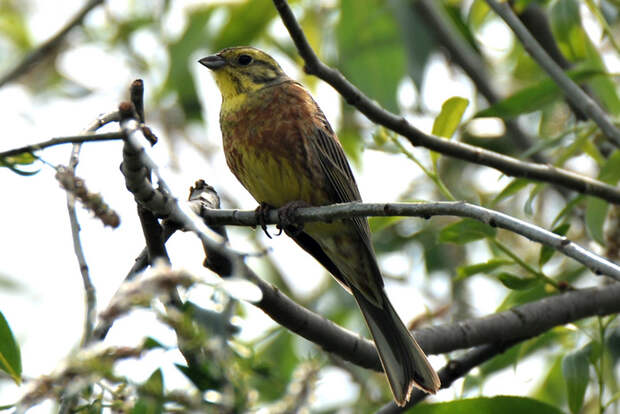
xmin=199 ymin=46 xmax=440 ymax=406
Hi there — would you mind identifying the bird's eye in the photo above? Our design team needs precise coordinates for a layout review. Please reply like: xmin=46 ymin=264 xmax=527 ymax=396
xmin=237 ymin=54 xmax=253 ymax=66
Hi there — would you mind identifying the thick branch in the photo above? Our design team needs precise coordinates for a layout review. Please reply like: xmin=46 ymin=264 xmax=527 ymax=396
xmin=485 ymin=0 xmax=620 ymax=146
xmin=271 ymin=0 xmax=620 ymax=204
xmin=225 ymin=248 xmax=620 ymax=373
xmin=201 ymin=201 xmax=620 ymax=281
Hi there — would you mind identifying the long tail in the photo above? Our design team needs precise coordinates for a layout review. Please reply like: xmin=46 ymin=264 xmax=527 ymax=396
xmin=352 ymin=287 xmax=440 ymax=406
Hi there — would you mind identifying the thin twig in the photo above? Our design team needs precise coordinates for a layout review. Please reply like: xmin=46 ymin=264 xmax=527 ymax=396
xmin=200 ymin=201 xmax=620 ymax=281
xmin=0 ymin=0 xmax=105 ymax=88
xmin=485 ymin=0 xmax=620 ymax=146
xmin=271 ymin=0 xmax=620 ymax=204
xmin=68 ymin=111 xmax=118 ymax=348
xmin=58 ymin=111 xmax=117 ymax=414
xmin=0 ymin=132 xmax=123 ymax=159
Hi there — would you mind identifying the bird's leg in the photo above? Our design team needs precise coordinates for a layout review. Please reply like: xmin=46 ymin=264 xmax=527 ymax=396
xmin=277 ymin=200 xmax=310 ymax=237
xmin=255 ymin=202 xmax=274 ymax=239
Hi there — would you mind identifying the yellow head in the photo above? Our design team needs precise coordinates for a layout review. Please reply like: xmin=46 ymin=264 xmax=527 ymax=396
xmin=199 ymin=47 xmax=289 ymax=102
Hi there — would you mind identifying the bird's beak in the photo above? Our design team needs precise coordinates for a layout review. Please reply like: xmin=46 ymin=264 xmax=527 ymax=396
xmin=199 ymin=54 xmax=226 ymax=70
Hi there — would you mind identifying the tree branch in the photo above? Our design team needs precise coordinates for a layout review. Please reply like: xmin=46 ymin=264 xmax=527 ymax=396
xmin=201 ymin=201 xmax=620 ymax=281
xmin=57 ymin=110 xmax=118 ymax=414
xmin=0 ymin=132 xmax=123 ymax=159
xmin=485 ymin=0 xmax=620 ymax=146
xmin=271 ymin=0 xmax=620 ymax=204
xmin=63 ymin=111 xmax=119 ymax=349
xmin=0 ymin=0 xmax=105 ymax=88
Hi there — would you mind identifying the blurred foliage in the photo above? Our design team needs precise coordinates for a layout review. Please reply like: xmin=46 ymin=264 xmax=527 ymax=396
xmin=1 ymin=0 xmax=620 ymax=412
xmin=0 ymin=310 xmax=21 ymax=385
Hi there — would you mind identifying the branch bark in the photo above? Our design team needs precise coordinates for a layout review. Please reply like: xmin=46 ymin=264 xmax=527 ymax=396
xmin=201 ymin=202 xmax=620 ymax=281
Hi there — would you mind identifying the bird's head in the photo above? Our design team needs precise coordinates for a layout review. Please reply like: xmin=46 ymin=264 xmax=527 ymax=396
xmin=199 ymin=47 xmax=288 ymax=101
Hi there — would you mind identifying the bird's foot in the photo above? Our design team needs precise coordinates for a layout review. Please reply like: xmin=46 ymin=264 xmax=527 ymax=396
xmin=255 ymin=202 xmax=274 ymax=239
xmin=277 ymin=200 xmax=309 ymax=237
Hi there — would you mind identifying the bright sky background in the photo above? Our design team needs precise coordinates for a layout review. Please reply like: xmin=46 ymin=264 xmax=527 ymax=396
xmin=0 ymin=1 xmax=615 ymax=412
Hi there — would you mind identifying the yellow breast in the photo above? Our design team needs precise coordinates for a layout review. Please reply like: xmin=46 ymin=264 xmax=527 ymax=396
xmin=219 ymin=81 xmax=328 ymax=208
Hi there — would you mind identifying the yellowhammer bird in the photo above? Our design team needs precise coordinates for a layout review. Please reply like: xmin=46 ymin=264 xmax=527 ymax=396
xmin=199 ymin=46 xmax=440 ymax=406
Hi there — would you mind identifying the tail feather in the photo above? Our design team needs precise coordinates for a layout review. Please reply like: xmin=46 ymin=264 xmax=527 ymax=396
xmin=352 ymin=288 xmax=440 ymax=406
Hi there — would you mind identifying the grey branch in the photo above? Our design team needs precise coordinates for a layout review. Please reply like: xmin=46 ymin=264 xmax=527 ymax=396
xmin=485 ymin=0 xmax=620 ymax=146
xmin=0 ymin=132 xmax=123 ymax=159
xmin=57 ymin=110 xmax=118 ymax=414
xmin=201 ymin=201 xmax=620 ymax=281
xmin=69 ymin=111 xmax=119 ymax=348
xmin=271 ymin=0 xmax=620 ymax=205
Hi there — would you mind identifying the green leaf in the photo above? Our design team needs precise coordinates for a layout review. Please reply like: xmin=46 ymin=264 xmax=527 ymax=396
xmin=0 ymin=154 xmax=39 ymax=176
xmin=0 ymin=310 xmax=21 ymax=384
xmin=338 ymin=0 xmax=405 ymax=112
xmin=456 ymin=258 xmax=513 ymax=281
xmin=598 ymin=150 xmax=620 ymax=184
xmin=412 ymin=396 xmax=564 ymax=414
xmin=468 ymin=0 xmax=491 ymax=30
xmin=131 ymin=399 xmax=159 ymax=414
xmin=539 ymin=223 xmax=570 ymax=266
xmin=251 ymin=330 xmax=299 ymax=402
xmin=492 ymin=178 xmax=532 ymax=206
xmin=142 ymin=337 xmax=166 ymax=350
xmin=551 ymin=195 xmax=584 ymax=227
xmin=443 ymin=3 xmax=480 ymax=52
xmin=550 ymin=0 xmax=588 ymax=60
xmin=606 ymin=324 xmax=620 ymax=364
xmin=585 ymin=196 xmax=608 ymax=245
xmin=141 ymin=368 xmax=164 ymax=396
xmin=439 ymin=218 xmax=496 ymax=244
xmin=176 ymin=362 xmax=224 ymax=391
xmin=497 ymin=266 xmax=585 ymax=312
xmin=2 ymin=152 xmax=36 ymax=165
xmin=524 ymin=183 xmax=544 ymax=216
xmin=474 ymin=68 xmax=603 ymax=119
xmin=562 ymin=344 xmax=591 ymax=414
xmin=533 ymin=356 xmax=566 ymax=407
xmin=584 ymin=150 xmax=620 ymax=245
xmin=497 ymin=272 xmax=539 ymax=290
xmin=369 ymin=216 xmax=404 ymax=233
xmin=432 ymin=97 xmax=469 ymax=138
